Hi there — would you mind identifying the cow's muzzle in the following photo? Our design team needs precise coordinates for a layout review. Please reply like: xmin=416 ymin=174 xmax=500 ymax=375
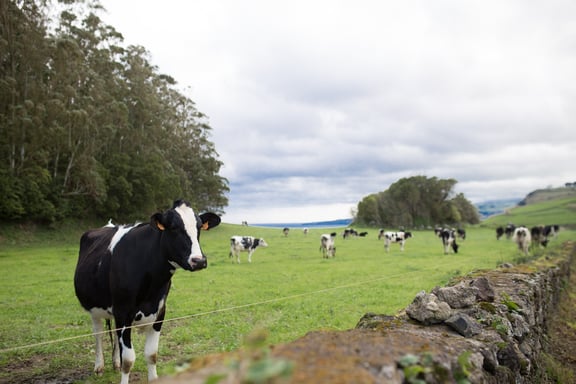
xmin=189 ymin=256 xmax=207 ymax=271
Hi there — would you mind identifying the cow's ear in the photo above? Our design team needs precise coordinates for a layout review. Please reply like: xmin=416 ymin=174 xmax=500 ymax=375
xmin=151 ymin=213 xmax=166 ymax=231
xmin=199 ymin=212 xmax=221 ymax=230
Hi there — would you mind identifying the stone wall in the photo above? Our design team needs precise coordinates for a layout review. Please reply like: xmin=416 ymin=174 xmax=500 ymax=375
xmin=161 ymin=243 xmax=574 ymax=383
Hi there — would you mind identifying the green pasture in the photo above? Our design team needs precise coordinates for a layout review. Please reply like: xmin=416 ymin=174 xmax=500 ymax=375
xmin=1 ymin=216 xmax=575 ymax=382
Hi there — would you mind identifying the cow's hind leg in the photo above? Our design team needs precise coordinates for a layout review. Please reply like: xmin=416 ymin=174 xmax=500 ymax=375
xmin=111 ymin=322 xmax=121 ymax=370
xmin=90 ymin=313 xmax=105 ymax=375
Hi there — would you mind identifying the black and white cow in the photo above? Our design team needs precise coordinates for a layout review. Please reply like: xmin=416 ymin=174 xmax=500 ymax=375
xmin=456 ymin=228 xmax=466 ymax=240
xmin=229 ymin=236 xmax=268 ymax=263
xmin=512 ymin=226 xmax=531 ymax=255
xmin=383 ymin=231 xmax=412 ymax=252
xmin=504 ymin=223 xmax=516 ymax=240
xmin=342 ymin=228 xmax=358 ymax=239
xmin=282 ymin=227 xmax=290 ymax=237
xmin=437 ymin=228 xmax=459 ymax=254
xmin=496 ymin=226 xmax=504 ymax=240
xmin=543 ymin=224 xmax=559 ymax=239
xmin=74 ymin=200 xmax=220 ymax=384
xmin=320 ymin=232 xmax=337 ymax=258
xmin=530 ymin=226 xmax=549 ymax=248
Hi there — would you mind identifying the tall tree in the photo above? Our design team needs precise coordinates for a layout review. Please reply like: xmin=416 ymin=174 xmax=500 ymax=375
xmin=0 ymin=0 xmax=229 ymax=222
xmin=354 ymin=176 xmax=479 ymax=228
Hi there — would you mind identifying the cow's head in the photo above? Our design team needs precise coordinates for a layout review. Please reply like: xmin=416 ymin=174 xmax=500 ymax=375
xmin=152 ymin=200 xmax=220 ymax=271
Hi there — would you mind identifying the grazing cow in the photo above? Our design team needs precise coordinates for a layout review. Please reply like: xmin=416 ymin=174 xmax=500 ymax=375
xmin=437 ymin=228 xmax=459 ymax=254
xmin=358 ymin=231 xmax=368 ymax=237
xmin=378 ymin=229 xmax=385 ymax=240
xmin=229 ymin=236 xmax=268 ymax=263
xmin=320 ymin=232 xmax=337 ymax=258
xmin=303 ymin=228 xmax=309 ymax=236
xmin=383 ymin=231 xmax=412 ymax=252
xmin=74 ymin=200 xmax=221 ymax=384
xmin=282 ymin=227 xmax=290 ymax=237
xmin=342 ymin=228 xmax=358 ymax=239
xmin=496 ymin=226 xmax=504 ymax=240
xmin=513 ymin=226 xmax=531 ymax=255
xmin=456 ymin=228 xmax=466 ymax=240
xmin=504 ymin=223 xmax=516 ymax=239
xmin=530 ymin=226 xmax=548 ymax=248
xmin=543 ymin=224 xmax=559 ymax=239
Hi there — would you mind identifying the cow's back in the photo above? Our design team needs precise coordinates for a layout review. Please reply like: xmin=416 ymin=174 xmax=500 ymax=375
xmin=74 ymin=227 xmax=117 ymax=312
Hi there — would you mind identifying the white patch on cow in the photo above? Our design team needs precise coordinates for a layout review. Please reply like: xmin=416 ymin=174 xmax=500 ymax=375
xmin=108 ymin=225 xmax=136 ymax=253
xmin=174 ymin=203 xmax=203 ymax=265
xmin=90 ymin=306 xmax=114 ymax=320
xmin=144 ymin=329 xmax=160 ymax=381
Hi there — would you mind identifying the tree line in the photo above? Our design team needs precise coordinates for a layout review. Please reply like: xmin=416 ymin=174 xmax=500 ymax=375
xmin=0 ymin=0 xmax=229 ymax=222
xmin=354 ymin=176 xmax=480 ymax=228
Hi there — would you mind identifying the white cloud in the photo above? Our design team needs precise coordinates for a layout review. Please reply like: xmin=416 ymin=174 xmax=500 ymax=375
xmin=99 ymin=0 xmax=576 ymax=223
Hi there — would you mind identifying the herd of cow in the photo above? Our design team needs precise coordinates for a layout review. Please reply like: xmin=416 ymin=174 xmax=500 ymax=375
xmin=72 ymin=201 xmax=560 ymax=384
xmin=496 ymin=223 xmax=560 ymax=256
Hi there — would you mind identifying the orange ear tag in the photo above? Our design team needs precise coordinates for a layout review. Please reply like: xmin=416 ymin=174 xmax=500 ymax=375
xmin=156 ymin=222 xmax=166 ymax=231
xmin=201 ymin=222 xmax=209 ymax=230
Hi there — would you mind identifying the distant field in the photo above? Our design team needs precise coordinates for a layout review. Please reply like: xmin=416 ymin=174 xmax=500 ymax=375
xmin=1 ymin=217 xmax=575 ymax=382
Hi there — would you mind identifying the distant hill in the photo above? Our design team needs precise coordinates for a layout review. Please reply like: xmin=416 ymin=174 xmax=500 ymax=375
xmin=518 ymin=187 xmax=576 ymax=206
xmin=475 ymin=198 xmax=521 ymax=219
xmin=475 ymin=187 xmax=576 ymax=219
xmin=253 ymin=218 xmax=353 ymax=229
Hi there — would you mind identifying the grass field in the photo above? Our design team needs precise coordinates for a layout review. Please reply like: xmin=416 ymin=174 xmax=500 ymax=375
xmin=0 ymin=201 xmax=575 ymax=383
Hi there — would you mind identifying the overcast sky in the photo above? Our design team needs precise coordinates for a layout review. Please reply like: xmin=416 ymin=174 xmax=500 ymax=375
xmin=98 ymin=0 xmax=575 ymax=224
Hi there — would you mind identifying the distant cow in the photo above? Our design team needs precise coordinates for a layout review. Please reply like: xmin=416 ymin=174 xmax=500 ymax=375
xmin=229 ymin=236 xmax=268 ymax=263
xmin=343 ymin=228 xmax=358 ymax=239
xmin=383 ymin=231 xmax=412 ymax=252
xmin=512 ymin=226 xmax=531 ymax=255
xmin=530 ymin=226 xmax=548 ymax=248
xmin=303 ymin=228 xmax=309 ymax=236
xmin=358 ymin=231 xmax=368 ymax=237
xmin=320 ymin=232 xmax=337 ymax=258
xmin=496 ymin=226 xmax=504 ymax=240
xmin=543 ymin=224 xmax=559 ymax=239
xmin=437 ymin=228 xmax=459 ymax=254
xmin=456 ymin=228 xmax=466 ymax=240
xmin=505 ymin=223 xmax=516 ymax=239
xmin=282 ymin=227 xmax=290 ymax=237
xmin=74 ymin=200 xmax=220 ymax=384
xmin=378 ymin=229 xmax=385 ymax=240
xmin=531 ymin=224 xmax=560 ymax=249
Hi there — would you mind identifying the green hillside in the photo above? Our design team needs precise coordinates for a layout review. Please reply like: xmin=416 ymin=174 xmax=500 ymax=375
xmin=481 ymin=194 xmax=576 ymax=229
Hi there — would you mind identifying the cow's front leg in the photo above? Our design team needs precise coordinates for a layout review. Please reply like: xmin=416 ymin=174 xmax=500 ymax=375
xmin=144 ymin=309 xmax=165 ymax=381
xmin=117 ymin=324 xmax=135 ymax=384
xmin=144 ymin=327 xmax=160 ymax=380
xmin=248 ymin=250 xmax=253 ymax=263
